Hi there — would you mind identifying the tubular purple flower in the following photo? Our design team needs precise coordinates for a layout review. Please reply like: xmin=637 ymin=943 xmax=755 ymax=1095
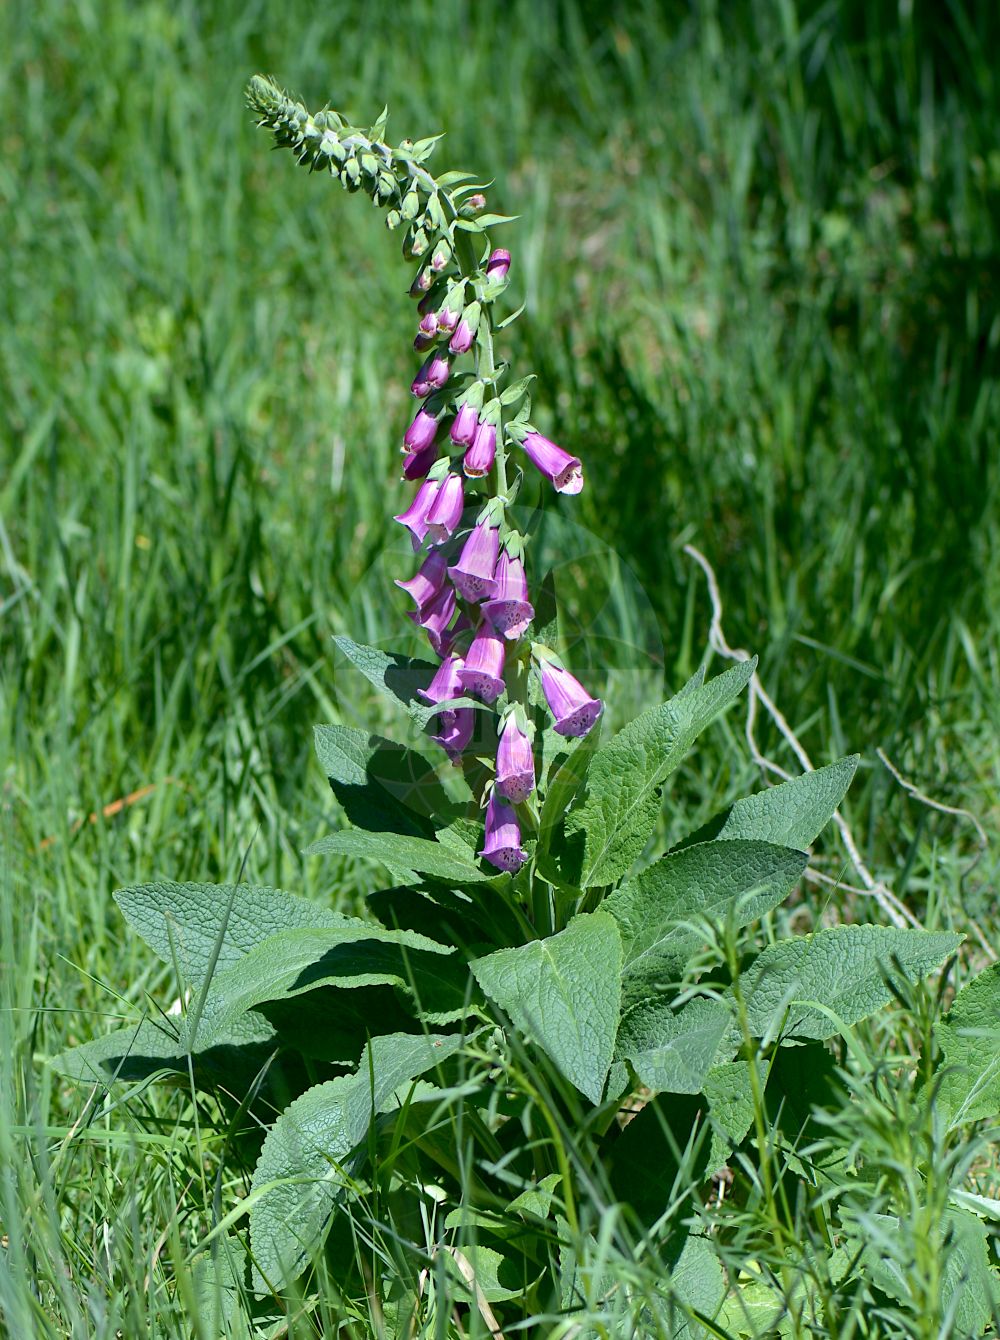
xmin=424 ymin=472 xmax=465 ymax=544
xmin=395 ymin=550 xmax=448 ymax=609
xmin=495 ymin=714 xmax=535 ymax=804
xmin=449 ymin=520 xmax=500 ymax=602
xmin=417 ymin=312 xmax=438 ymax=339
xmin=463 ymin=421 xmax=496 ymax=478
xmin=480 ymin=791 xmax=528 ymax=873
xmin=486 ymin=248 xmax=511 ymax=280
xmin=402 ymin=443 xmax=439 ymax=480
xmin=407 ymin=582 xmax=457 ymax=656
xmin=482 ymin=551 xmax=534 ymax=640
xmin=521 ymin=432 xmax=584 ymax=495
xmin=450 ymin=402 xmax=479 ymax=447
xmin=418 ymin=653 xmax=465 ymax=718
xmin=411 ymin=353 xmax=450 ymax=398
xmin=432 ymin=706 xmax=475 ymax=763
xmin=458 ymin=623 xmax=505 ymax=703
xmin=437 ymin=611 xmax=472 ymax=660
xmin=537 ymin=658 xmax=603 ymax=737
xmin=409 ymin=269 xmax=433 ymax=297
xmin=404 ymin=408 xmax=439 ymax=454
xmin=394 ymin=474 xmax=442 ymax=550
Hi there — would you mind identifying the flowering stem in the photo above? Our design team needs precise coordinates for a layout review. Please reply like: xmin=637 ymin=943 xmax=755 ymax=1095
xmin=248 ymin=75 xmax=604 ymax=880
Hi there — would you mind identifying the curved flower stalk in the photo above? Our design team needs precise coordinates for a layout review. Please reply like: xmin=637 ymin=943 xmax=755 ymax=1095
xmin=248 ymin=75 xmax=602 ymax=873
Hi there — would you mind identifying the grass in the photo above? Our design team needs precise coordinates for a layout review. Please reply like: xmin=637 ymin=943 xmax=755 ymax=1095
xmin=1 ymin=0 xmax=998 ymax=1334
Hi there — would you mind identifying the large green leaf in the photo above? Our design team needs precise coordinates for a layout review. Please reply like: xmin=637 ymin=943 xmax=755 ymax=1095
xmin=856 ymin=1209 xmax=1000 ymax=1337
xmin=471 ymin=912 xmax=622 ymax=1103
xmin=605 ymin=840 xmax=808 ymax=1006
xmin=933 ymin=962 xmax=1000 ymax=1125
xmin=315 ymin=725 xmax=436 ymax=836
xmin=249 ymin=1032 xmax=463 ymax=1290
xmin=679 ymin=756 xmax=859 ymax=851
xmin=307 ymin=828 xmax=492 ymax=883
xmin=616 ymin=997 xmax=734 ymax=1094
xmin=190 ymin=924 xmax=464 ymax=1048
xmin=332 ymin=635 xmax=481 ymax=727
xmin=556 ymin=659 xmax=756 ymax=888
xmin=50 ymin=1012 xmax=275 ymax=1085
xmin=114 ymin=881 xmax=362 ymax=987
xmin=736 ymin=926 xmax=963 ymax=1041
xmin=701 ymin=1060 xmax=761 ymax=1170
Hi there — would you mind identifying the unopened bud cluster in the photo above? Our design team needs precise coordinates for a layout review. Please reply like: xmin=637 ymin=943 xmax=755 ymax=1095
xmin=249 ymin=76 xmax=603 ymax=873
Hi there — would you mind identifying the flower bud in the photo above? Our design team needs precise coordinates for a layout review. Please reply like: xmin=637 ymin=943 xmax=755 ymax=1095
xmin=411 ymin=353 xmax=450 ymax=397
xmin=385 ymin=209 xmax=402 ymax=230
xmin=449 ymin=301 xmax=482 ymax=355
xmin=486 ymin=248 xmax=511 ymax=281
xmin=467 ymin=193 xmax=487 ymax=211
xmin=402 ymin=443 xmax=439 ymax=480
xmin=409 ymin=269 xmax=434 ymax=297
xmin=450 ymin=401 xmax=479 ymax=447
xmin=404 ymin=407 xmax=439 ymax=454
xmin=416 ymin=312 xmax=439 ymax=340
xmin=431 ymin=237 xmax=453 ymax=272
xmin=401 ymin=187 xmax=421 ymax=220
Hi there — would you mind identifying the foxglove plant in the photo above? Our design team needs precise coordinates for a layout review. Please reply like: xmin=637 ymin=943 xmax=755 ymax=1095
xmin=55 ymin=76 xmax=987 ymax=1335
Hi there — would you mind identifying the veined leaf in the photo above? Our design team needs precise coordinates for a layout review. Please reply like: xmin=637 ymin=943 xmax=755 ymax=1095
xmin=190 ymin=924 xmax=464 ymax=1047
xmin=933 ymin=962 xmax=1000 ymax=1125
xmin=678 ymin=756 xmax=860 ymax=851
xmin=314 ymin=723 xmax=459 ymax=834
xmin=616 ymin=996 xmax=734 ymax=1094
xmin=735 ymin=925 xmax=963 ymax=1041
xmin=559 ymin=659 xmax=756 ymax=888
xmin=472 ymin=912 xmax=621 ymax=1103
xmin=249 ymin=1032 xmax=463 ymax=1290
xmin=114 ymin=881 xmax=362 ymax=987
xmin=332 ymin=635 xmax=481 ymax=727
xmin=605 ymin=839 xmax=807 ymax=1005
xmin=307 ymin=828 xmax=491 ymax=882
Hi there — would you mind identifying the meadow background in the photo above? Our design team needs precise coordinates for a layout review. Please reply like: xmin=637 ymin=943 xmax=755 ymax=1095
xmin=1 ymin=0 xmax=998 ymax=1334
